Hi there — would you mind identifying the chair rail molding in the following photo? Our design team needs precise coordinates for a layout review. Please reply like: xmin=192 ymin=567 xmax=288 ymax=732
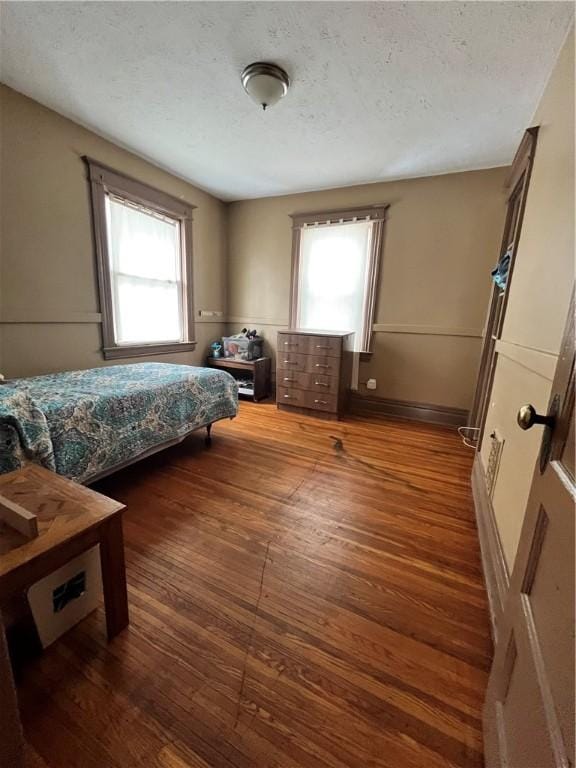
xmin=227 ymin=320 xmax=484 ymax=336
xmin=0 ymin=310 xmax=103 ymax=324
xmin=227 ymin=316 xmax=289 ymax=327
xmin=494 ymin=339 xmax=557 ymax=381
xmin=372 ymin=323 xmax=482 ymax=338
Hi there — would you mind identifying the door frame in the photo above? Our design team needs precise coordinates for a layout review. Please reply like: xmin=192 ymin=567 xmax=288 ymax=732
xmin=468 ymin=128 xmax=539 ymax=445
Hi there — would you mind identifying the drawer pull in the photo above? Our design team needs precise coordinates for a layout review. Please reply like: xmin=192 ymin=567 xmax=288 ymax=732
xmin=283 ymin=377 xmax=296 ymax=382
xmin=283 ymin=394 xmax=295 ymax=399
xmin=314 ymin=399 xmax=328 ymax=405
xmin=315 ymin=363 xmax=329 ymax=368
xmin=284 ymin=341 xmax=298 ymax=346
xmin=315 ymin=345 xmax=330 ymax=349
xmin=283 ymin=360 xmax=297 ymax=364
xmin=314 ymin=381 xmax=329 ymax=387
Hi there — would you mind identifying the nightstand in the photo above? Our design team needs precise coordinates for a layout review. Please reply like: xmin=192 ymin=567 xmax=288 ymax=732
xmin=207 ymin=357 xmax=271 ymax=402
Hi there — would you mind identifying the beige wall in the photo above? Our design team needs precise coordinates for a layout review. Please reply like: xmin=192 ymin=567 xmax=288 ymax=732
xmin=0 ymin=85 xmax=227 ymax=377
xmin=481 ymin=29 xmax=574 ymax=570
xmin=0 ymin=85 xmax=508 ymax=407
xmin=228 ymin=167 xmax=507 ymax=410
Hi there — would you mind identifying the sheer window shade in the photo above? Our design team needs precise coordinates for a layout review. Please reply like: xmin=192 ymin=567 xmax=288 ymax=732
xmin=291 ymin=206 xmax=388 ymax=354
xmin=106 ymin=197 xmax=183 ymax=345
xmin=298 ymin=222 xmax=372 ymax=352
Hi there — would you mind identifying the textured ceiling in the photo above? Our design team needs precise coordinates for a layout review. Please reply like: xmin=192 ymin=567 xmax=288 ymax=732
xmin=0 ymin=2 xmax=573 ymax=201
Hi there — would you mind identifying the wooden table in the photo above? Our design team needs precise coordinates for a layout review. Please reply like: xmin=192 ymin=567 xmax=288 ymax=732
xmin=0 ymin=465 xmax=129 ymax=642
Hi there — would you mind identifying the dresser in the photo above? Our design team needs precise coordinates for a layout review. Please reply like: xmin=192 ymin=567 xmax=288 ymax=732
xmin=276 ymin=330 xmax=354 ymax=419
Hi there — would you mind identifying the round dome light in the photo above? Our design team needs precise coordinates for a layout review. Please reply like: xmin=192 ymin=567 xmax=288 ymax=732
xmin=241 ymin=62 xmax=290 ymax=111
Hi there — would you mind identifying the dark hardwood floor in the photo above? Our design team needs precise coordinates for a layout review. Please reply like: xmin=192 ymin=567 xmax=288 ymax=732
xmin=19 ymin=402 xmax=492 ymax=768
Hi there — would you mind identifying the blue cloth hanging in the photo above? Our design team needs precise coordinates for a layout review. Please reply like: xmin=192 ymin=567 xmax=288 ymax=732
xmin=491 ymin=246 xmax=512 ymax=290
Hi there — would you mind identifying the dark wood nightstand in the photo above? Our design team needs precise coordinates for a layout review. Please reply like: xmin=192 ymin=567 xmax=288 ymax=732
xmin=207 ymin=357 xmax=271 ymax=402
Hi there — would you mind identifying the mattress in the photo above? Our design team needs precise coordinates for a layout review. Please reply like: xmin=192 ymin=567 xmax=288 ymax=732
xmin=0 ymin=362 xmax=238 ymax=483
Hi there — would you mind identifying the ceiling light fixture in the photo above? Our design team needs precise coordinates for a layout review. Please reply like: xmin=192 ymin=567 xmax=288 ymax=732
xmin=241 ymin=62 xmax=290 ymax=111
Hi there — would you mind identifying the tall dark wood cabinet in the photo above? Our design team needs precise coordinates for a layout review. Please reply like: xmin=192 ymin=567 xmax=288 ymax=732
xmin=276 ymin=330 xmax=353 ymax=419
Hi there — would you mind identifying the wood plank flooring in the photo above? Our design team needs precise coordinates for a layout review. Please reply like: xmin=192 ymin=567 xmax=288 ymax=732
xmin=19 ymin=402 xmax=492 ymax=768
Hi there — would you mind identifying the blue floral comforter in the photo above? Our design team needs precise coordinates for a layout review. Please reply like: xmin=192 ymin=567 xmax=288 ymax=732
xmin=0 ymin=363 xmax=238 ymax=483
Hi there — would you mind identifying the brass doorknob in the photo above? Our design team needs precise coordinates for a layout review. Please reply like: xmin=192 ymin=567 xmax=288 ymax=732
xmin=517 ymin=404 xmax=555 ymax=431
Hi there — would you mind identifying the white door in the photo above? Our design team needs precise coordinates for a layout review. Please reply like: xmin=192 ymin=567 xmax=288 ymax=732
xmin=483 ymin=291 xmax=575 ymax=768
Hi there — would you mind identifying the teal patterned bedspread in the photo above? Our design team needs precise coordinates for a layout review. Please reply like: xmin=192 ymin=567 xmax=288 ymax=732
xmin=0 ymin=363 xmax=238 ymax=483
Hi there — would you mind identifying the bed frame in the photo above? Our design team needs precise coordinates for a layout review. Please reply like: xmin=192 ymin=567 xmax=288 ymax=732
xmin=85 ymin=418 xmax=229 ymax=485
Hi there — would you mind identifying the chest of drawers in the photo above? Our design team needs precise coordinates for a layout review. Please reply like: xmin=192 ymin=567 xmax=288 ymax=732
xmin=276 ymin=330 xmax=354 ymax=419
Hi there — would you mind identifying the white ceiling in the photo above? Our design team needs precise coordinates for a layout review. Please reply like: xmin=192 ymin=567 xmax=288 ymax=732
xmin=0 ymin=2 xmax=573 ymax=201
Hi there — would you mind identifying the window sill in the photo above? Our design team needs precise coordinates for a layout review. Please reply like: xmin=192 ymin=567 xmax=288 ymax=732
xmin=102 ymin=341 xmax=197 ymax=360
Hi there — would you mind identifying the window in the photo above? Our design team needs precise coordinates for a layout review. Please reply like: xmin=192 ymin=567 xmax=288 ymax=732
xmin=85 ymin=158 xmax=196 ymax=360
xmin=290 ymin=206 xmax=387 ymax=353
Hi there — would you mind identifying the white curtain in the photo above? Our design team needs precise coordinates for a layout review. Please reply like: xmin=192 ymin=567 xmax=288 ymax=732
xmin=106 ymin=196 xmax=183 ymax=345
xmin=297 ymin=220 xmax=372 ymax=353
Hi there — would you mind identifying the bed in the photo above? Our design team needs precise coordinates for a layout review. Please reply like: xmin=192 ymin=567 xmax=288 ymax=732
xmin=0 ymin=362 xmax=238 ymax=484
